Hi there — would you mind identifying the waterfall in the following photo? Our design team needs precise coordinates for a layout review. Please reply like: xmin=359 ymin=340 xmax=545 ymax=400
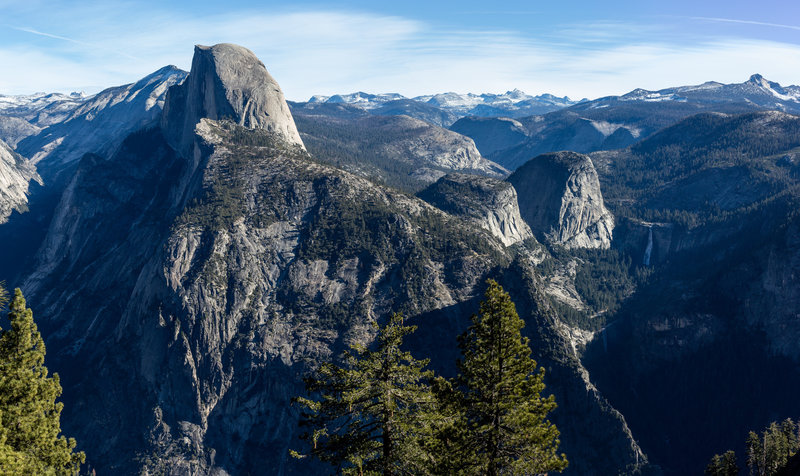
xmin=643 ymin=226 xmax=653 ymax=266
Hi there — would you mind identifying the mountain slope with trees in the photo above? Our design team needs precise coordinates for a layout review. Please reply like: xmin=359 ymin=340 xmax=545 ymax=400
xmin=11 ymin=44 xmax=646 ymax=475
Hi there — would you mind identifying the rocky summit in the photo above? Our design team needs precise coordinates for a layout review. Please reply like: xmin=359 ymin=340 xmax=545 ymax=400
xmin=161 ymin=43 xmax=304 ymax=156
xmin=418 ymin=173 xmax=533 ymax=246
xmin=509 ymin=151 xmax=614 ymax=249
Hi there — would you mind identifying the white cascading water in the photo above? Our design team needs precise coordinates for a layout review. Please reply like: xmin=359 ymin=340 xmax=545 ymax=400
xmin=643 ymin=226 xmax=653 ymax=266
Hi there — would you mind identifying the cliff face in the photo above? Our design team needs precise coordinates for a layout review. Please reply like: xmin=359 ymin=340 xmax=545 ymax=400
xmin=20 ymin=44 xmax=646 ymax=476
xmin=0 ymin=66 xmax=187 ymax=284
xmin=161 ymin=43 xmax=303 ymax=156
xmin=509 ymin=151 xmax=614 ymax=249
xmin=418 ymin=173 xmax=533 ymax=246
xmin=0 ymin=116 xmax=40 ymax=147
xmin=0 ymin=138 xmax=41 ymax=223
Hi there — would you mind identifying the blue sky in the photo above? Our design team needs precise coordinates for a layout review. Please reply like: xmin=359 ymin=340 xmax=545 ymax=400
xmin=1 ymin=0 xmax=799 ymax=100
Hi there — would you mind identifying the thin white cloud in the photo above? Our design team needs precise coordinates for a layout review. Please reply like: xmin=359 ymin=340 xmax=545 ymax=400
xmin=691 ymin=17 xmax=800 ymax=32
xmin=1 ymin=8 xmax=799 ymax=101
xmin=10 ymin=26 xmax=140 ymax=60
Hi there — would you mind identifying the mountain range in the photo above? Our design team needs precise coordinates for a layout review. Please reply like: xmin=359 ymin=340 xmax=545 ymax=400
xmin=306 ymin=89 xmax=581 ymax=121
xmin=1 ymin=43 xmax=800 ymax=475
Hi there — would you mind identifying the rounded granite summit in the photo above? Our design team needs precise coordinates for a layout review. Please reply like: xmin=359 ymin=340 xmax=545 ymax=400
xmin=161 ymin=43 xmax=304 ymax=154
xmin=508 ymin=151 xmax=614 ymax=249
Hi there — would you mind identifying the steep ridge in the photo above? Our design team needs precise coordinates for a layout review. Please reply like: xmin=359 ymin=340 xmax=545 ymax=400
xmin=0 ymin=115 xmax=40 ymax=147
xmin=418 ymin=173 xmax=533 ymax=246
xmin=17 ymin=66 xmax=187 ymax=182
xmin=0 ymin=138 xmax=41 ymax=223
xmin=21 ymin=44 xmax=646 ymax=475
xmin=0 ymin=65 xmax=187 ymax=285
xmin=509 ymin=151 xmax=614 ymax=249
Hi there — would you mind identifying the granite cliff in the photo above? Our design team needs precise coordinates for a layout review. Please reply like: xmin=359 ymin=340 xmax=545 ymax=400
xmin=418 ymin=173 xmax=533 ymax=246
xmin=161 ymin=43 xmax=303 ymax=156
xmin=509 ymin=151 xmax=614 ymax=249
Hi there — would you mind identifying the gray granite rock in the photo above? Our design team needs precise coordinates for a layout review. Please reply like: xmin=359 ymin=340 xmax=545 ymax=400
xmin=509 ymin=151 xmax=613 ymax=249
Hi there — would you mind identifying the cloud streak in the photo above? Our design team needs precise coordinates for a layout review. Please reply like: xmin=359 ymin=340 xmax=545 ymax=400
xmin=10 ymin=26 xmax=140 ymax=60
xmin=691 ymin=17 xmax=800 ymax=32
xmin=1 ymin=6 xmax=799 ymax=100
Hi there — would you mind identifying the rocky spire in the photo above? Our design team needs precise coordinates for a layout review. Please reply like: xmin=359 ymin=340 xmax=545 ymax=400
xmin=161 ymin=43 xmax=304 ymax=155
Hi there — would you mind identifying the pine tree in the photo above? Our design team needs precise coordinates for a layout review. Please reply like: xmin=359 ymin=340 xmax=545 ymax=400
xmin=445 ymin=279 xmax=567 ymax=475
xmin=292 ymin=312 xmax=434 ymax=475
xmin=743 ymin=419 xmax=800 ymax=476
xmin=705 ymin=450 xmax=739 ymax=475
xmin=0 ymin=288 xmax=84 ymax=474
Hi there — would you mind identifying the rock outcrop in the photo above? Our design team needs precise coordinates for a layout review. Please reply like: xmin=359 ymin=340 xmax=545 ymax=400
xmin=161 ymin=43 xmax=304 ymax=156
xmin=0 ymin=139 xmax=41 ymax=223
xmin=371 ymin=115 xmax=506 ymax=176
xmin=508 ymin=151 xmax=613 ymax=249
xmin=418 ymin=173 xmax=533 ymax=246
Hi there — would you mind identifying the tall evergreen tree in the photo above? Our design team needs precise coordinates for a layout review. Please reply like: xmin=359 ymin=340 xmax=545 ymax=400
xmin=444 ymin=279 xmax=567 ymax=475
xmin=0 ymin=288 xmax=84 ymax=474
xmin=705 ymin=450 xmax=739 ymax=476
xmin=292 ymin=312 xmax=434 ymax=475
xmin=745 ymin=419 xmax=800 ymax=476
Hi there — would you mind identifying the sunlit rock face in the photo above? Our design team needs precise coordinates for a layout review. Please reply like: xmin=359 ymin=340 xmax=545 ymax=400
xmin=0 ymin=138 xmax=40 ymax=223
xmin=161 ymin=43 xmax=304 ymax=157
xmin=418 ymin=173 xmax=533 ymax=246
xmin=509 ymin=151 xmax=613 ymax=249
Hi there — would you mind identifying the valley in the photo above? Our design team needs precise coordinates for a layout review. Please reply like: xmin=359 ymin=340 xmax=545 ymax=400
xmin=1 ymin=41 xmax=799 ymax=475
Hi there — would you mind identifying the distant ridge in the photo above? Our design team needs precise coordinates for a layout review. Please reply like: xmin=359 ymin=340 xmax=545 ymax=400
xmin=306 ymin=89 xmax=581 ymax=121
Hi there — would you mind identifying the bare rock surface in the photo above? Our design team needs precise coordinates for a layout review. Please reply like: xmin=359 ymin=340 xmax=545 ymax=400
xmin=20 ymin=44 xmax=645 ymax=476
xmin=418 ymin=173 xmax=533 ymax=246
xmin=509 ymin=151 xmax=614 ymax=249
xmin=0 ymin=138 xmax=41 ymax=223
xmin=162 ymin=43 xmax=304 ymax=156
xmin=16 ymin=66 xmax=186 ymax=182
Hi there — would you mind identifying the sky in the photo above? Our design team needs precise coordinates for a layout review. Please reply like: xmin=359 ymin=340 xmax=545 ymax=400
xmin=1 ymin=0 xmax=800 ymax=101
